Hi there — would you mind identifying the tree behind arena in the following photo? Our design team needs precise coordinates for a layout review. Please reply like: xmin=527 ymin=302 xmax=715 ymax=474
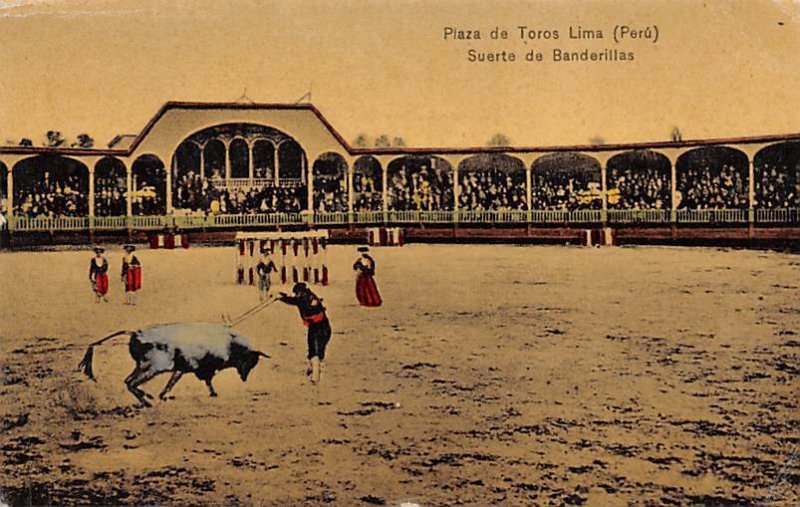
xmin=488 ymin=133 xmax=511 ymax=147
xmin=44 ymin=131 xmax=65 ymax=147
xmin=353 ymin=134 xmax=370 ymax=148
xmin=72 ymin=134 xmax=94 ymax=149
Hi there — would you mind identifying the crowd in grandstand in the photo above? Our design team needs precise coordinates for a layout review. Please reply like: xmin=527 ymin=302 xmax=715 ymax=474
xmin=14 ymin=172 xmax=88 ymax=218
xmin=352 ymin=171 xmax=382 ymax=211
xmin=607 ymin=165 xmax=670 ymax=210
xmin=531 ymin=174 xmax=602 ymax=211
xmin=313 ymin=177 xmax=348 ymax=213
xmin=677 ymin=163 xmax=747 ymax=209
xmin=458 ymin=169 xmax=526 ymax=210
xmin=94 ymin=175 xmax=127 ymax=216
xmin=755 ymin=163 xmax=797 ymax=209
xmin=7 ymin=154 xmax=800 ymax=219
xmin=388 ymin=163 xmax=453 ymax=211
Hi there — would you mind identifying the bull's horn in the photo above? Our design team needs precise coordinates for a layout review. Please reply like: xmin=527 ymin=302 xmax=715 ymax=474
xmin=257 ymin=351 xmax=271 ymax=359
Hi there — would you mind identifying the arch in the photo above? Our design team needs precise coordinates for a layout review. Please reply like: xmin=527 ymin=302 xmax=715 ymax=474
xmin=172 ymin=142 xmax=203 ymax=210
xmin=0 ymin=161 xmax=7 ymax=215
xmin=676 ymin=146 xmax=748 ymax=210
xmin=173 ymin=141 xmax=201 ymax=180
xmin=387 ymin=155 xmax=453 ymax=211
xmin=12 ymin=155 xmax=89 ymax=217
xmin=94 ymin=157 xmax=127 ymax=217
xmin=312 ymin=152 xmax=348 ymax=212
xmin=131 ymin=154 xmax=166 ymax=216
xmin=229 ymin=138 xmax=250 ymax=179
xmin=753 ymin=141 xmax=800 ymax=209
xmin=457 ymin=154 xmax=526 ymax=211
xmin=252 ymin=139 xmax=275 ymax=179
xmin=278 ymin=140 xmax=306 ymax=182
xmin=606 ymin=150 xmax=671 ymax=210
xmin=353 ymin=156 xmax=383 ymax=211
xmin=531 ymin=153 xmax=601 ymax=211
xmin=203 ymin=139 xmax=226 ymax=180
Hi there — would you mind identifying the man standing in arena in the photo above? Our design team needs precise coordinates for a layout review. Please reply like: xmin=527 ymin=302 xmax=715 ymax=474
xmin=89 ymin=247 xmax=109 ymax=303
xmin=121 ymin=244 xmax=142 ymax=305
xmin=353 ymin=246 xmax=382 ymax=307
xmin=256 ymin=247 xmax=277 ymax=301
xmin=277 ymin=282 xmax=331 ymax=384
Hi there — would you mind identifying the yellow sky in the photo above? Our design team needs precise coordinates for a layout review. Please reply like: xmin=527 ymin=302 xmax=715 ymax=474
xmin=0 ymin=0 xmax=798 ymax=149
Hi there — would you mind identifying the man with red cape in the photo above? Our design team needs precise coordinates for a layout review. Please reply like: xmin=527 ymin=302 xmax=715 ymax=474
xmin=89 ymin=247 xmax=109 ymax=303
xmin=353 ymin=246 xmax=382 ymax=307
xmin=121 ymin=244 xmax=142 ymax=305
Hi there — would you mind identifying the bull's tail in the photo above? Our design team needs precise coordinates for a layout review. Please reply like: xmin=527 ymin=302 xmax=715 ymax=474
xmin=78 ymin=330 xmax=132 ymax=381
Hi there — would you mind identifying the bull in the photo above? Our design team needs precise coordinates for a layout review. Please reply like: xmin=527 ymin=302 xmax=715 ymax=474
xmin=77 ymin=322 xmax=270 ymax=407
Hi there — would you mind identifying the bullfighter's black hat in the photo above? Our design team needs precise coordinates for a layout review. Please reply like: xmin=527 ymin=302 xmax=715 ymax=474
xmin=93 ymin=246 xmax=105 ymax=254
xmin=357 ymin=246 xmax=370 ymax=253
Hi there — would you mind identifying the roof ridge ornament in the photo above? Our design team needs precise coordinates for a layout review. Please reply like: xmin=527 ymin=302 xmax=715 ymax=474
xmin=235 ymin=88 xmax=255 ymax=104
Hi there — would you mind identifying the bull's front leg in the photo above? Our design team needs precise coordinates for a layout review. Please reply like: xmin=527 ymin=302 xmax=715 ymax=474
xmin=125 ymin=367 xmax=160 ymax=407
xmin=159 ymin=371 xmax=184 ymax=401
xmin=204 ymin=378 xmax=218 ymax=397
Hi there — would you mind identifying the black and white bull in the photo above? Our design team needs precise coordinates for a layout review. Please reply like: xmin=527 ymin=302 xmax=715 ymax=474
xmin=78 ymin=323 xmax=270 ymax=407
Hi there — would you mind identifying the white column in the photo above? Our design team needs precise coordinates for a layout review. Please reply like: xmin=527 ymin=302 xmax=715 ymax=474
xmin=127 ymin=166 xmax=133 ymax=216
xmin=671 ymin=158 xmax=678 ymax=222
xmin=748 ymin=158 xmax=755 ymax=210
xmin=248 ymin=140 xmax=254 ymax=181
xmin=8 ymin=167 xmax=14 ymax=216
xmin=199 ymin=147 xmax=205 ymax=181
xmin=224 ymin=140 xmax=231 ymax=180
xmin=274 ymin=142 xmax=280 ymax=185
xmin=166 ymin=156 xmax=174 ymax=214
xmin=600 ymin=161 xmax=608 ymax=219
xmin=381 ymin=161 xmax=388 ymax=213
xmin=526 ymin=165 xmax=532 ymax=215
xmin=88 ymin=165 xmax=95 ymax=218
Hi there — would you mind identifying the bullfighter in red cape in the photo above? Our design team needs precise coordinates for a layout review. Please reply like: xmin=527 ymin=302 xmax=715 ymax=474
xmin=121 ymin=244 xmax=142 ymax=306
xmin=277 ymin=282 xmax=331 ymax=384
xmin=353 ymin=246 xmax=382 ymax=307
xmin=89 ymin=247 xmax=109 ymax=303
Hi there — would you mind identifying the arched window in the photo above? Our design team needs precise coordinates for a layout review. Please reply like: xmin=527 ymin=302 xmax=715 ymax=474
xmin=606 ymin=150 xmax=671 ymax=210
xmin=12 ymin=155 xmax=89 ymax=218
xmin=94 ymin=157 xmax=127 ymax=217
xmin=312 ymin=153 xmax=348 ymax=212
xmin=458 ymin=154 xmax=526 ymax=211
xmin=387 ymin=156 xmax=453 ymax=211
xmin=531 ymin=153 xmax=601 ymax=211
xmin=229 ymin=138 xmax=250 ymax=179
xmin=753 ymin=142 xmax=800 ymax=209
xmin=131 ymin=154 xmax=166 ymax=216
xmin=353 ymin=156 xmax=383 ymax=212
xmin=676 ymin=147 xmax=748 ymax=210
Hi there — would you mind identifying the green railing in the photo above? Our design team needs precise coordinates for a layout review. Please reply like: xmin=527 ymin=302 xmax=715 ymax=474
xmin=755 ymin=208 xmax=799 ymax=223
xmin=6 ymin=207 xmax=799 ymax=232
xmin=353 ymin=211 xmax=385 ymax=224
xmin=607 ymin=209 xmax=671 ymax=223
xmin=529 ymin=209 xmax=603 ymax=223
xmin=676 ymin=209 xmax=749 ymax=223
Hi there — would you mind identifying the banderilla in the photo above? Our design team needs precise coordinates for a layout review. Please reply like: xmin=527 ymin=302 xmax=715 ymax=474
xmin=222 ymin=296 xmax=279 ymax=327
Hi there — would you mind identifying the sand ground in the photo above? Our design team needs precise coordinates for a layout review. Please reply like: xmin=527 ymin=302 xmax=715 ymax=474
xmin=0 ymin=244 xmax=798 ymax=506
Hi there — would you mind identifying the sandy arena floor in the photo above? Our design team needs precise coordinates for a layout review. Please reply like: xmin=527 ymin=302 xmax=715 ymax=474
xmin=0 ymin=244 xmax=798 ymax=506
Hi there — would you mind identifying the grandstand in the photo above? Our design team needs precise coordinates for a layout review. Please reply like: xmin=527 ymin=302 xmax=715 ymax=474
xmin=1 ymin=101 xmax=798 ymax=247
